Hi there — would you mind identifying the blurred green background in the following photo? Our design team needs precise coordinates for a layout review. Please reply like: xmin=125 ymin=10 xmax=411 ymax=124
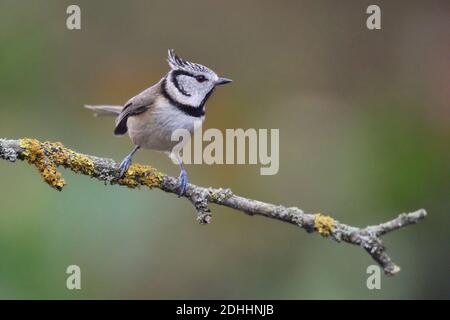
xmin=0 ymin=0 xmax=449 ymax=299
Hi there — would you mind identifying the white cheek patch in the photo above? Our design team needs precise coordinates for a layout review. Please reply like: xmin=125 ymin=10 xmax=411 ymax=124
xmin=166 ymin=69 xmax=218 ymax=109
xmin=171 ymin=76 xmax=204 ymax=106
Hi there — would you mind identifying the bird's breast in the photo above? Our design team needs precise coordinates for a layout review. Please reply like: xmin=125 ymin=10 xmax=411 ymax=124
xmin=127 ymin=99 xmax=205 ymax=152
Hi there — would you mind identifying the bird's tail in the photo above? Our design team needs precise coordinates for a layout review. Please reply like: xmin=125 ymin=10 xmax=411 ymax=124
xmin=84 ymin=105 xmax=123 ymax=117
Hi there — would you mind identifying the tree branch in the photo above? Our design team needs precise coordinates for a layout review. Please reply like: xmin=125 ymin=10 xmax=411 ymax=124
xmin=0 ymin=138 xmax=427 ymax=276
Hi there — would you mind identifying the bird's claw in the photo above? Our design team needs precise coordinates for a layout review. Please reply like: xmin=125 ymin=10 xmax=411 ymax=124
xmin=177 ymin=169 xmax=188 ymax=197
xmin=118 ymin=155 xmax=132 ymax=178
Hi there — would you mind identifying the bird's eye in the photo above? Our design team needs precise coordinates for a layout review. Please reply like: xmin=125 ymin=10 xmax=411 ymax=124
xmin=195 ymin=75 xmax=207 ymax=83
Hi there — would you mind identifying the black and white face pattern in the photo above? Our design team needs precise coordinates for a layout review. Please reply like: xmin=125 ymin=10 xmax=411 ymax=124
xmin=162 ymin=49 xmax=231 ymax=116
xmin=165 ymin=68 xmax=218 ymax=109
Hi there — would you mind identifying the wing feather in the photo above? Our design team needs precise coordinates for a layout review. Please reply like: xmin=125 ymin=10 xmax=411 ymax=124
xmin=113 ymin=81 xmax=161 ymax=135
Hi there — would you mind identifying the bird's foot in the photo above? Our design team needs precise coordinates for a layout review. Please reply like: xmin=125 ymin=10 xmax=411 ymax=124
xmin=118 ymin=155 xmax=132 ymax=178
xmin=177 ymin=169 xmax=188 ymax=197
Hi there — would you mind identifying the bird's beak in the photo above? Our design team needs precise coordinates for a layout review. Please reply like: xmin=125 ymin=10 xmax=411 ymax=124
xmin=215 ymin=77 xmax=233 ymax=86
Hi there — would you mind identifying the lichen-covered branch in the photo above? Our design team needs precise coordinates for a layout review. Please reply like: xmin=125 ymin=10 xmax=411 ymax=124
xmin=0 ymin=138 xmax=427 ymax=276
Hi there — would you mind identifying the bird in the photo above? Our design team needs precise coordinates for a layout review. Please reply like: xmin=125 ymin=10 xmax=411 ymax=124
xmin=85 ymin=49 xmax=232 ymax=196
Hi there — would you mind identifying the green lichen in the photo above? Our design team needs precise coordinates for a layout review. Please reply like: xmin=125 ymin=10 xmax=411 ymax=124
xmin=208 ymin=188 xmax=233 ymax=203
xmin=314 ymin=213 xmax=335 ymax=237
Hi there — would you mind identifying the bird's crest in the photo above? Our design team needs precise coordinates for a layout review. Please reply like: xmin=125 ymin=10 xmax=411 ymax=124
xmin=167 ymin=49 xmax=212 ymax=74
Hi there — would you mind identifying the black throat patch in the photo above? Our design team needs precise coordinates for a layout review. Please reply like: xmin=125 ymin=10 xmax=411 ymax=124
xmin=162 ymin=77 xmax=212 ymax=118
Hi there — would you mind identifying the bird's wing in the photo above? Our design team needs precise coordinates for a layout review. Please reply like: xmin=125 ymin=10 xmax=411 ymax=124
xmin=114 ymin=81 xmax=162 ymax=135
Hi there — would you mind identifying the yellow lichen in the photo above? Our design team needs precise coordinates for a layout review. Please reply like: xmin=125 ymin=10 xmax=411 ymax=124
xmin=20 ymin=138 xmax=66 ymax=190
xmin=314 ymin=213 xmax=335 ymax=237
xmin=19 ymin=138 xmax=164 ymax=191
xmin=118 ymin=163 xmax=164 ymax=189
xmin=43 ymin=141 xmax=95 ymax=175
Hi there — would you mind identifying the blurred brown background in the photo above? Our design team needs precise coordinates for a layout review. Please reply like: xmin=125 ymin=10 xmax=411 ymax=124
xmin=0 ymin=0 xmax=449 ymax=299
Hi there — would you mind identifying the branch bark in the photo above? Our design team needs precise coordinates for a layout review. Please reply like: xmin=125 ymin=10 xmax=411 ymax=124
xmin=0 ymin=138 xmax=427 ymax=276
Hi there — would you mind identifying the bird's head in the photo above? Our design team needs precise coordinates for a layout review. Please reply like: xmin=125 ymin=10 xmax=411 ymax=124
xmin=164 ymin=49 xmax=232 ymax=108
